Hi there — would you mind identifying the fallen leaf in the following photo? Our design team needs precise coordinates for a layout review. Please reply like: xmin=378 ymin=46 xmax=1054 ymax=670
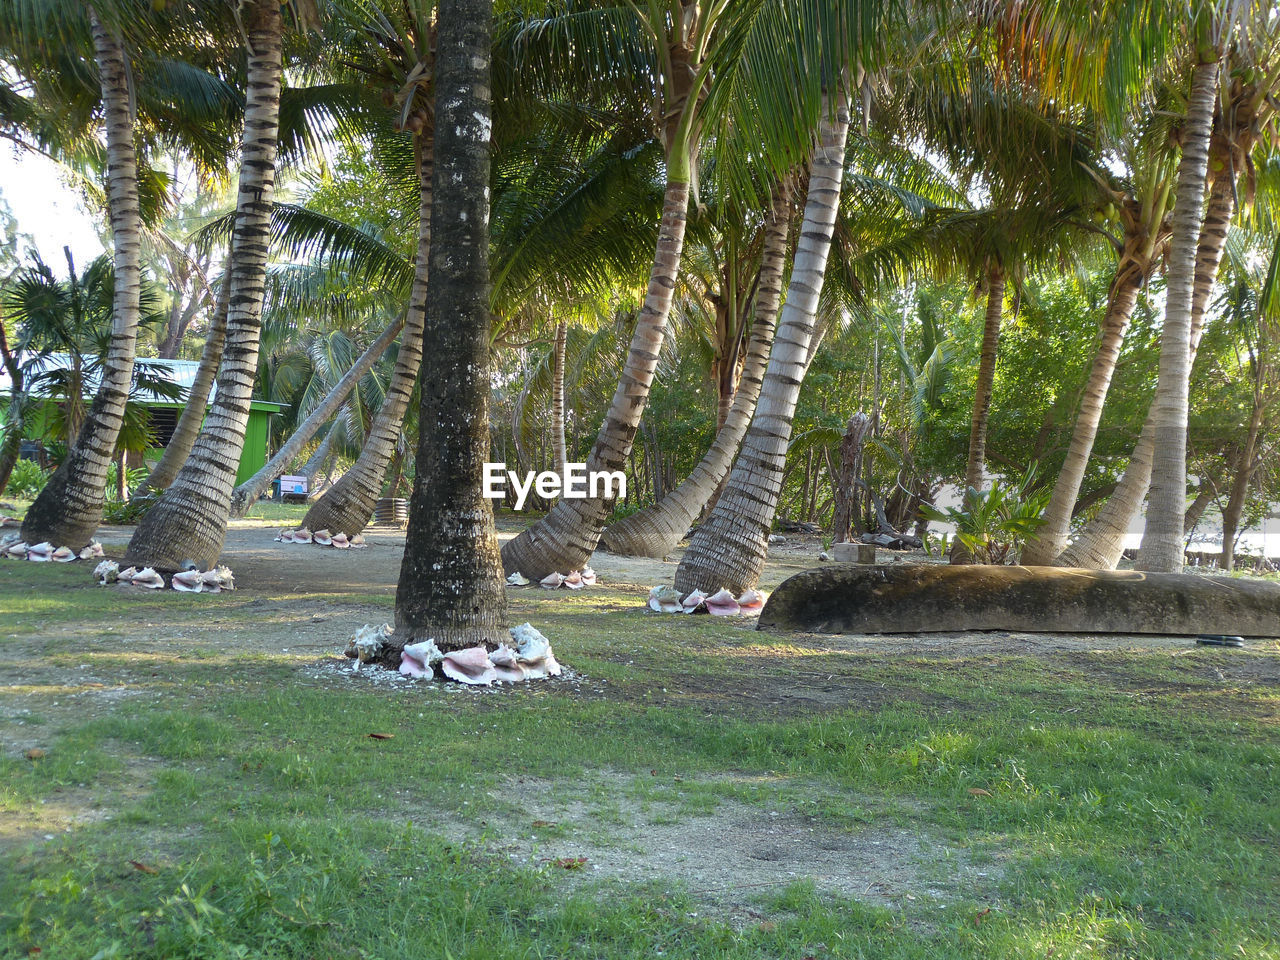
xmin=531 ymin=820 xmax=557 ymax=829
xmin=128 ymin=860 xmax=158 ymax=875
xmin=553 ymin=857 xmax=587 ymax=870
xmin=967 ymin=788 xmax=992 ymax=797
xmin=24 ymin=748 xmax=45 ymax=761
xmin=757 ymin=921 xmax=777 ymax=933
xmin=974 ymin=907 xmax=991 ymax=927
xmin=367 ymin=733 xmax=394 ymax=740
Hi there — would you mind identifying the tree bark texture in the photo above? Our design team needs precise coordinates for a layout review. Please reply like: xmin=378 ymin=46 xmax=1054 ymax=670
xmin=392 ymin=0 xmax=506 ymax=653
xmin=964 ymin=266 xmax=1004 ymax=493
xmin=599 ymin=184 xmax=790 ymax=558
xmin=21 ymin=9 xmax=142 ymax=547
xmin=674 ymin=94 xmax=851 ymax=595
xmin=551 ymin=316 xmax=567 ymax=473
xmin=302 ymin=135 xmax=433 ymax=536
xmin=832 ymin=410 xmax=872 ymax=542
xmin=1135 ymin=57 xmax=1219 ymax=573
xmin=124 ymin=0 xmax=282 ymax=569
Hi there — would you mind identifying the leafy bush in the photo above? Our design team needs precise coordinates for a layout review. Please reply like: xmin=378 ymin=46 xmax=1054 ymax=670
xmin=920 ymin=465 xmax=1050 ymax=564
xmin=102 ymin=494 xmax=159 ymax=525
xmin=4 ymin=458 xmax=49 ymax=499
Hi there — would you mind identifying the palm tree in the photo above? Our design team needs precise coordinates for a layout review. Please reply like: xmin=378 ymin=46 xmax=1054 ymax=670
xmin=393 ymin=0 xmax=506 ymax=655
xmin=125 ymin=0 xmax=286 ymax=569
xmin=675 ymin=89 xmax=852 ymax=595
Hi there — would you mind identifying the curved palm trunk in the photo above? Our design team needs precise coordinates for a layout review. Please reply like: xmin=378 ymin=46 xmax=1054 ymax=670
xmin=124 ymin=0 xmax=283 ymax=569
xmin=599 ymin=185 xmax=790 ymax=558
xmin=499 ymin=179 xmax=692 ymax=577
xmin=674 ymin=95 xmax=851 ymax=595
xmin=965 ymin=266 xmax=1005 ymax=492
xmin=229 ymin=312 xmax=405 ymax=515
xmin=134 ymin=279 xmax=229 ymax=497
xmin=393 ymin=0 xmax=506 ymax=654
xmin=1020 ymin=264 xmax=1144 ymax=564
xmin=1135 ymin=58 xmax=1220 ymax=573
xmin=21 ymin=10 xmax=141 ymax=548
xmin=0 ymin=312 xmax=24 ymax=496
xmin=302 ymin=136 xmax=433 ymax=537
xmin=551 ymin=316 xmax=568 ymax=473
xmin=1059 ymin=168 xmax=1235 ymax=570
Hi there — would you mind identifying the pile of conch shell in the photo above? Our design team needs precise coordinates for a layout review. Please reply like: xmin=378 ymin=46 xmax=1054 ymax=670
xmin=274 ymin=528 xmax=366 ymax=549
xmin=96 ymin=563 xmax=166 ymax=589
xmin=506 ymin=568 xmax=597 ymax=590
xmin=170 ymin=566 xmax=236 ymax=593
xmin=647 ymin=585 xmax=766 ymax=616
xmin=380 ymin=622 xmax=562 ymax=685
xmin=2 ymin=534 xmax=104 ymax=562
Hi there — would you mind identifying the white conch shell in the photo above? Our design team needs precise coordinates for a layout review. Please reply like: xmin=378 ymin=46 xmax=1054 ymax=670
xmin=116 ymin=565 xmax=138 ymax=583
xmin=506 ymin=571 xmax=530 ymax=586
xmin=580 ymin=567 xmax=597 ymax=586
xmin=681 ymin=589 xmax=708 ymax=614
xmin=736 ymin=588 xmax=766 ymax=612
xmin=347 ymin=622 xmax=394 ymax=667
xmin=540 ymin=572 xmax=564 ymax=589
xmin=79 ymin=542 xmax=104 ymax=560
xmin=350 ymin=533 xmax=366 ymax=548
xmin=705 ymin=587 xmax=740 ymax=616
xmin=275 ymin=529 xmax=291 ymax=542
xmin=509 ymin=623 xmax=561 ymax=678
xmin=488 ymin=643 xmax=526 ymax=682
xmin=331 ymin=532 xmax=350 ymax=549
xmin=171 ymin=569 xmax=204 ymax=592
xmin=291 ymin=528 xmax=313 ymax=544
xmin=440 ymin=646 xmax=497 ymax=685
xmin=26 ymin=541 xmax=53 ymax=562
xmin=312 ymin=529 xmax=333 ymax=546
xmin=648 ymin=585 xmax=682 ymax=614
xmin=52 ymin=545 xmax=76 ymax=562
xmin=94 ymin=560 xmax=119 ymax=584
xmin=196 ymin=569 xmax=222 ymax=593
xmin=563 ymin=571 xmax=584 ymax=590
xmin=6 ymin=541 xmax=28 ymax=558
xmin=131 ymin=567 xmax=165 ymax=589
xmin=211 ymin=565 xmax=235 ymax=590
xmin=399 ymin=637 xmax=442 ymax=677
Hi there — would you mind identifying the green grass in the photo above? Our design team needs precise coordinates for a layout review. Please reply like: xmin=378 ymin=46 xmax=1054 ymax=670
xmin=1 ymin=566 xmax=1278 ymax=958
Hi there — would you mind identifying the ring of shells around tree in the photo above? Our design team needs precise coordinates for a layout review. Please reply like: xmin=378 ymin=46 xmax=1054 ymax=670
xmin=505 ymin=569 xmax=597 ymax=589
xmin=273 ymin=528 xmax=366 ymax=548
xmin=344 ymin=622 xmax=563 ymax=686
xmin=646 ymin=586 xmax=766 ymax=616
xmin=1 ymin=534 xmax=104 ymax=563
xmin=91 ymin=560 xmax=236 ymax=593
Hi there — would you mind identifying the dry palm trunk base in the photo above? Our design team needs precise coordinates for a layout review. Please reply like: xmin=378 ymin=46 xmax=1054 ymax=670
xmin=344 ymin=622 xmax=563 ymax=686
xmin=757 ymin=564 xmax=1280 ymax=637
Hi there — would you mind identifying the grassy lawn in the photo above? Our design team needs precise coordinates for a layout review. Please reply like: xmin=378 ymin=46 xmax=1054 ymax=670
xmin=1 ymin=556 xmax=1277 ymax=959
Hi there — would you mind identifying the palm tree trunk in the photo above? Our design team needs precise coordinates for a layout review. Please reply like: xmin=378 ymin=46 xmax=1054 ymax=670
xmin=551 ymin=316 xmax=568 ymax=473
xmin=134 ymin=278 xmax=229 ymax=496
xmin=229 ymin=312 xmax=405 ymax=515
xmin=1059 ymin=160 xmax=1234 ymax=570
xmin=393 ymin=0 xmax=506 ymax=654
xmin=964 ymin=265 xmax=1004 ymax=492
xmin=21 ymin=8 xmax=142 ymax=548
xmin=302 ymin=135 xmax=433 ymax=537
xmin=599 ymin=182 xmax=790 ymax=558
xmin=499 ymin=175 xmax=693 ymax=578
xmin=0 ymin=312 xmax=24 ymax=496
xmin=1135 ymin=58 xmax=1219 ymax=573
xmin=124 ymin=0 xmax=283 ymax=570
xmin=674 ymin=94 xmax=851 ymax=595
xmin=1021 ymin=264 xmax=1143 ymax=564
xmin=1220 ymin=389 xmax=1264 ymax=571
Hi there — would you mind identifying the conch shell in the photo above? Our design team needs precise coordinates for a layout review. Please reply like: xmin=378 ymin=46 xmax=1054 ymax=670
xmin=648 ymin=585 xmax=682 ymax=614
xmin=736 ymin=589 xmax=766 ymax=612
xmin=94 ymin=560 xmax=119 ymax=584
xmin=116 ymin=565 xmax=138 ymax=583
xmin=79 ymin=542 xmax=104 ymax=560
xmin=398 ymin=637 xmax=442 ymax=678
xmin=510 ymin=623 xmax=561 ymax=678
xmin=291 ymin=528 xmax=313 ymax=544
xmin=580 ymin=567 xmax=597 ymax=586
xmin=540 ymin=572 xmax=564 ymax=589
xmin=704 ymin=588 xmax=740 ymax=616
xmin=440 ymin=646 xmax=497 ymax=686
xmin=506 ymin=571 xmax=530 ymax=586
xmin=681 ymin=589 xmax=707 ymax=614
xmin=312 ymin=529 xmax=333 ymax=546
xmin=26 ymin=541 xmax=53 ymax=562
xmin=563 ymin=571 xmax=584 ymax=590
xmin=131 ymin=567 xmax=165 ymax=589
xmin=211 ymin=565 xmax=235 ymax=590
xmin=6 ymin=541 xmax=28 ymax=558
xmin=171 ymin=569 xmax=204 ymax=592
xmin=349 ymin=533 xmax=366 ymax=548
xmin=488 ymin=643 xmax=526 ymax=682
xmin=331 ymin=533 xmax=350 ymax=549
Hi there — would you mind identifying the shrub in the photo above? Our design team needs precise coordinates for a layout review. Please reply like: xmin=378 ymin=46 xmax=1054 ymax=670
xmin=4 ymin=458 xmax=49 ymax=499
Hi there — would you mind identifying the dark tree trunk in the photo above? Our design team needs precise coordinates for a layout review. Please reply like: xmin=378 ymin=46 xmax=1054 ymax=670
xmin=832 ymin=411 xmax=871 ymax=542
xmin=392 ymin=0 xmax=506 ymax=655
xmin=0 ymin=312 xmax=23 ymax=496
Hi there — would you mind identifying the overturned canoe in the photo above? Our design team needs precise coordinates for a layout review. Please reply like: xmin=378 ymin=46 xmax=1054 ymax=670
xmin=757 ymin=564 xmax=1280 ymax=638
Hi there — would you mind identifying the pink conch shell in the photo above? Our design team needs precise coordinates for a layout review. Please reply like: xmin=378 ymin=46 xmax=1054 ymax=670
xmin=275 ymin=529 xmax=291 ymax=542
xmin=52 ymin=546 xmax=76 ymax=562
xmin=704 ymin=588 xmax=740 ymax=616
xmin=540 ymin=572 xmax=564 ymax=589
xmin=26 ymin=541 xmax=53 ymax=562
xmin=331 ymin=533 xmax=350 ymax=549
xmin=681 ymin=589 xmax=707 ymax=614
xmin=648 ymin=585 xmax=682 ymax=613
xmin=131 ymin=567 xmax=165 ymax=589
xmin=171 ymin=570 xmax=204 ymax=592
xmin=312 ymin=529 xmax=333 ymax=546
xmin=79 ymin=542 xmax=104 ymax=560
xmin=440 ymin=647 xmax=497 ymax=686
xmin=5 ymin=541 xmax=27 ymax=558
xmin=580 ymin=567 xmax=597 ymax=586
xmin=349 ymin=533 xmax=366 ymax=548
xmin=198 ymin=569 xmax=223 ymax=594
xmin=291 ymin=528 xmax=313 ymax=544
xmin=398 ymin=637 xmax=441 ymax=678
xmin=735 ymin=589 xmax=765 ymax=612
xmin=488 ymin=643 xmax=526 ymax=682
xmin=563 ymin=571 xmax=584 ymax=590
xmin=116 ymin=566 xmax=138 ymax=583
